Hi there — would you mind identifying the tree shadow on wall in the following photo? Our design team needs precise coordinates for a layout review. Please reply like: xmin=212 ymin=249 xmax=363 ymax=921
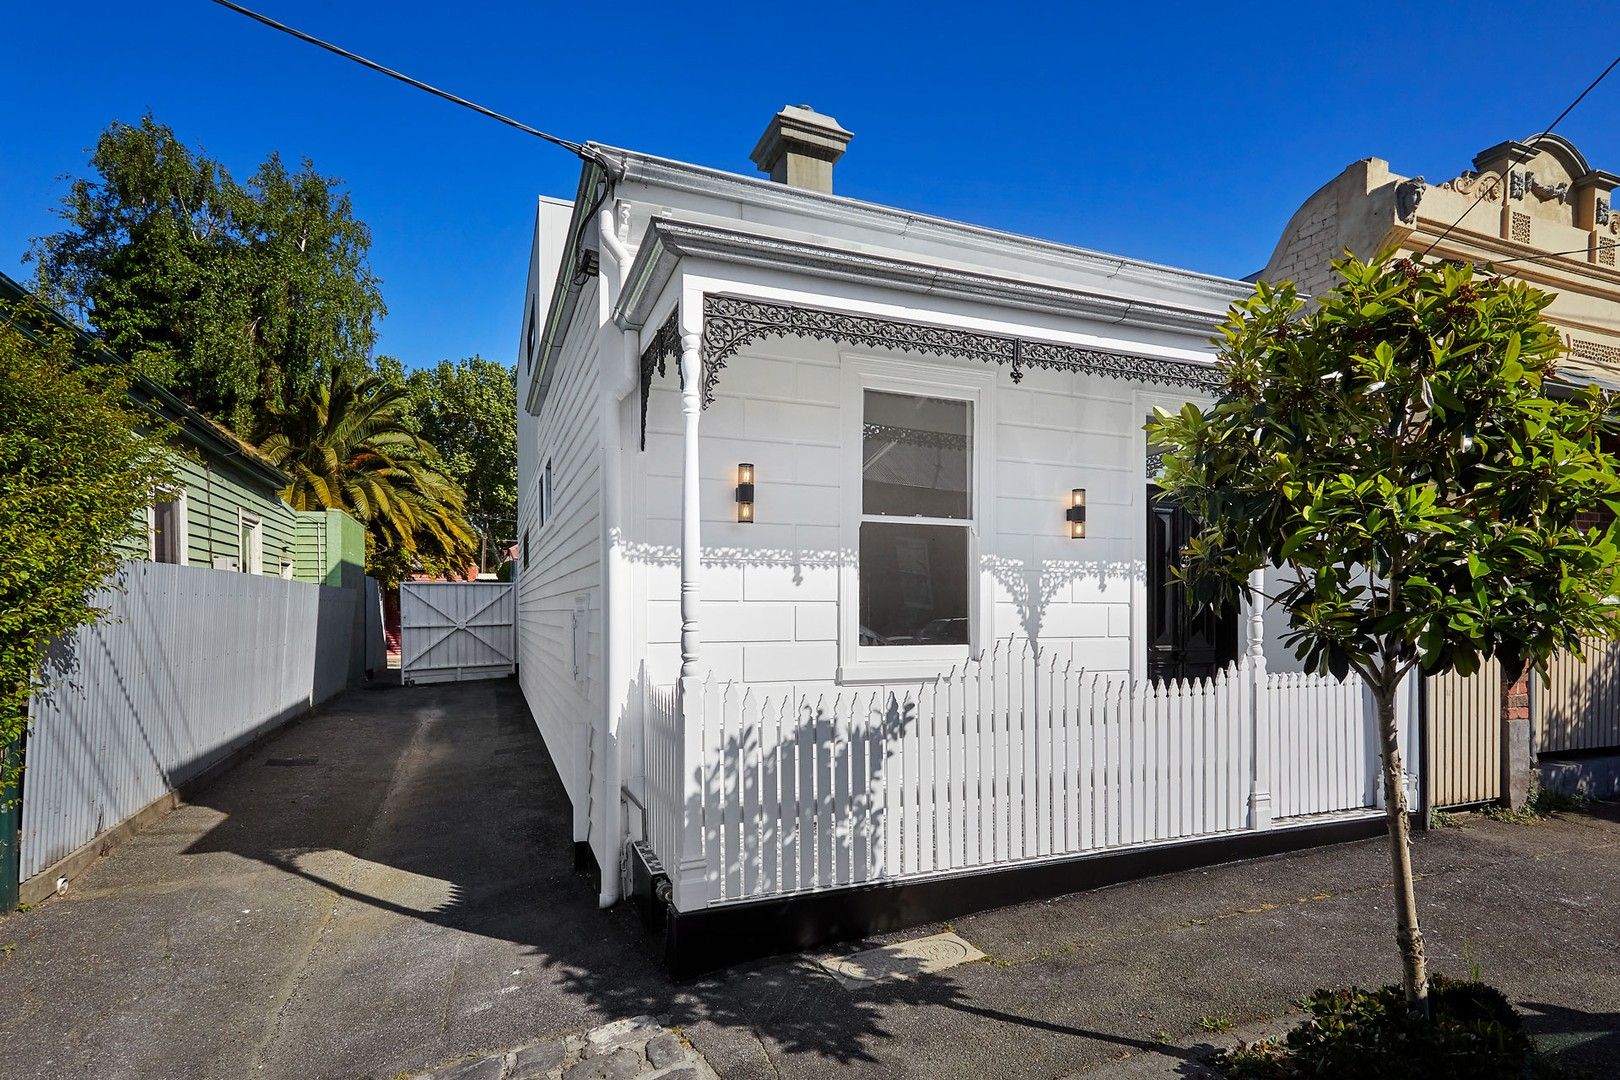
xmin=982 ymin=552 xmax=1142 ymax=653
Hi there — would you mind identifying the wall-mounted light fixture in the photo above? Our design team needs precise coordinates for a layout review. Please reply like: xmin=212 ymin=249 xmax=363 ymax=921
xmin=1066 ymin=488 xmax=1087 ymax=538
xmin=736 ymin=463 xmax=756 ymax=523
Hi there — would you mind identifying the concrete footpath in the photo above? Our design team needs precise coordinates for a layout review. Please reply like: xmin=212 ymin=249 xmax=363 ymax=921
xmin=1 ymin=678 xmax=1616 ymax=1079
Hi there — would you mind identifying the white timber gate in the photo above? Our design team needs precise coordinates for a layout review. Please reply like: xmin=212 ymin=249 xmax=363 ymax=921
xmin=399 ymin=581 xmax=516 ymax=685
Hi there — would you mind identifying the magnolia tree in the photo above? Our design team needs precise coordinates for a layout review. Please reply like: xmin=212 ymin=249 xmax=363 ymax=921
xmin=1150 ymin=256 xmax=1620 ymax=1014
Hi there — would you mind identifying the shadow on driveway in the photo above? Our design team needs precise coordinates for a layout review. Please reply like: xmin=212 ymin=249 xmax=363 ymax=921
xmin=3 ymin=678 xmax=1618 ymax=1080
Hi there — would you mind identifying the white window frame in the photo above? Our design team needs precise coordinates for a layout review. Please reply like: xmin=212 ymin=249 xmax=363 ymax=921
xmin=147 ymin=488 xmax=188 ymax=566
xmin=238 ymin=510 xmax=264 ymax=575
xmin=838 ymin=354 xmax=995 ymax=683
xmin=535 ymin=456 xmax=553 ymax=530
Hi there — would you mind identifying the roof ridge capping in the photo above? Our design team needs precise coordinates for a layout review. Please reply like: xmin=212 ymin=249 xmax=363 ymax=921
xmin=585 ymin=141 xmax=1254 ymax=304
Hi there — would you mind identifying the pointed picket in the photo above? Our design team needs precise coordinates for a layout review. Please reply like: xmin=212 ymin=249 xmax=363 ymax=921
xmin=1127 ymin=668 xmax=1146 ymax=846
xmin=699 ymin=673 xmax=721 ymax=894
xmin=931 ymin=675 xmax=950 ymax=873
xmin=1087 ymin=674 xmax=1104 ymax=851
xmin=740 ymin=687 xmax=761 ymax=897
xmin=881 ymin=693 xmax=907 ymax=880
xmin=1017 ymin=639 xmax=1036 ymax=860
xmin=916 ymin=685 xmax=936 ymax=874
xmin=717 ymin=682 xmax=739 ymax=898
xmin=976 ymin=649 xmax=996 ymax=866
xmin=1219 ymin=666 xmax=1232 ymax=832
xmin=1061 ymin=660 xmax=1080 ymax=854
xmin=849 ymin=696 xmax=869 ymax=884
xmin=770 ymin=695 xmax=790 ymax=895
xmin=1036 ymin=651 xmax=1057 ymax=857
xmin=951 ymin=663 xmax=970 ymax=869
xmin=814 ymin=694 xmax=836 ymax=886
xmin=795 ymin=701 xmax=815 ymax=891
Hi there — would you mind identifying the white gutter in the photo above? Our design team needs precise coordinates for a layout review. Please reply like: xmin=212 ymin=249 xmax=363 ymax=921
xmin=594 ymin=199 xmax=640 ymax=908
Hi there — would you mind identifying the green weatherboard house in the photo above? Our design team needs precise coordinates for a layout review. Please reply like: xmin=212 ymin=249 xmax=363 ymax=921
xmin=0 ymin=270 xmax=363 ymax=586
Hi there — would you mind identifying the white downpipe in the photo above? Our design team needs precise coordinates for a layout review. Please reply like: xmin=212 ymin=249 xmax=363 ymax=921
xmin=596 ymin=201 xmax=639 ymax=908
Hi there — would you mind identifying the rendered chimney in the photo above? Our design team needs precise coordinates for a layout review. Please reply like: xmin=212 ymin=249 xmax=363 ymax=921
xmin=750 ymin=105 xmax=854 ymax=194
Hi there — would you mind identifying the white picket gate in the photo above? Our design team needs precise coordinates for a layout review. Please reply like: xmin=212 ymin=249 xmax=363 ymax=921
xmin=629 ymin=640 xmax=1409 ymax=910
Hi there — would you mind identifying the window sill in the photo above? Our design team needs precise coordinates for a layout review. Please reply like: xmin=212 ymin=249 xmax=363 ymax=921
xmin=837 ymin=654 xmax=971 ymax=685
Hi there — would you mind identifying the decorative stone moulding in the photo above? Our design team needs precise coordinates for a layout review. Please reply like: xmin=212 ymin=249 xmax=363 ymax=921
xmin=634 ymin=294 xmax=1222 ymax=449
xmin=1438 ymin=170 xmax=1504 ymax=203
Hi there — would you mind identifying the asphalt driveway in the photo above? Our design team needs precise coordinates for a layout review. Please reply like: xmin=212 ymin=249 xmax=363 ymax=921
xmin=2 ymin=677 xmax=1617 ymax=1079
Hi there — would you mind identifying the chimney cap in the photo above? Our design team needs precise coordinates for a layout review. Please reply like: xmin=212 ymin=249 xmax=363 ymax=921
xmin=750 ymin=105 xmax=854 ymax=193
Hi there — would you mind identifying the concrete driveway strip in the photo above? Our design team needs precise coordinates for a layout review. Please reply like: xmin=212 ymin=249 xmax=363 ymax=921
xmin=1 ymin=677 xmax=1616 ymax=1079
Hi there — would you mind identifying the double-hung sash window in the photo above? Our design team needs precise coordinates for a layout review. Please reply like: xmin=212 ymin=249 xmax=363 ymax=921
xmin=858 ymin=388 xmax=974 ymax=653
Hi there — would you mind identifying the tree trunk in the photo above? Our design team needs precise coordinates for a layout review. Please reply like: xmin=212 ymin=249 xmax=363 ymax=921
xmin=1377 ymin=682 xmax=1429 ymax=1016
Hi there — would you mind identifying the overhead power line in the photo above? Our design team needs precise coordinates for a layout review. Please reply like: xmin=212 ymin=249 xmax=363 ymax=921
xmin=1478 ymin=244 xmax=1616 ymax=270
xmin=1421 ymin=53 xmax=1620 ymax=256
xmin=205 ymin=0 xmax=589 ymax=157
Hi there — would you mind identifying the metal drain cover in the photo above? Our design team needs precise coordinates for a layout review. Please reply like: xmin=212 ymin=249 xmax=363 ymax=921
xmin=817 ymin=931 xmax=986 ymax=989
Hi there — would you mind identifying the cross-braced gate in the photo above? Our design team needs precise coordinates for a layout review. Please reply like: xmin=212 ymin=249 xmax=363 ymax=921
xmin=399 ymin=582 xmax=515 ymax=685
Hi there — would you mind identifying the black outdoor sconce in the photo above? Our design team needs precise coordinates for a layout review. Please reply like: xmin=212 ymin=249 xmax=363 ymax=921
xmin=736 ymin=463 xmax=755 ymax=523
xmin=1067 ymin=488 xmax=1087 ymax=538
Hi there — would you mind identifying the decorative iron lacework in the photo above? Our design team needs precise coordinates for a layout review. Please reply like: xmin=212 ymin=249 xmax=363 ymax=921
xmin=702 ymin=295 xmax=1221 ymax=404
xmin=1146 ymin=449 xmax=1167 ymax=479
xmin=639 ymin=311 xmax=679 ymax=450
xmin=862 ymin=422 xmax=970 ymax=451
xmin=637 ymin=295 xmax=1222 ymax=450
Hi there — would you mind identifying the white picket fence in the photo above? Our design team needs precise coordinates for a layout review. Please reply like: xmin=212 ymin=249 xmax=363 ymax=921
xmin=1266 ymin=670 xmax=1378 ymax=818
xmin=631 ymin=640 xmax=1404 ymax=910
xmin=641 ymin=680 xmax=683 ymax=873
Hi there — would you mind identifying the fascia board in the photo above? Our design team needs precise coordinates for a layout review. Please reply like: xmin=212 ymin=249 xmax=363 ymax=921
xmin=614 ymin=214 xmax=1227 ymax=337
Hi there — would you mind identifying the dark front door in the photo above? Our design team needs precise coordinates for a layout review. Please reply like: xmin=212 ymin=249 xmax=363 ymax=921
xmin=1147 ymin=485 xmax=1238 ymax=683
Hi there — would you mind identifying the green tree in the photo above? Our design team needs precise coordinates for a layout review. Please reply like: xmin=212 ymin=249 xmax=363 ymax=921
xmin=30 ymin=115 xmax=384 ymax=434
xmin=1150 ymin=256 xmax=1620 ymax=1015
xmin=406 ymin=356 xmax=517 ymax=572
xmin=257 ymin=368 xmax=478 ymax=586
xmin=0 ymin=297 xmax=174 ymax=801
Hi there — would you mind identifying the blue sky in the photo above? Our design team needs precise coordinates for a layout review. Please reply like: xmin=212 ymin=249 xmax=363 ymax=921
xmin=3 ymin=2 xmax=1617 ymax=370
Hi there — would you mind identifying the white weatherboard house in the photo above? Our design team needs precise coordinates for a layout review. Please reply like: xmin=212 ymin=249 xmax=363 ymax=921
xmin=517 ymin=107 xmax=1417 ymax=973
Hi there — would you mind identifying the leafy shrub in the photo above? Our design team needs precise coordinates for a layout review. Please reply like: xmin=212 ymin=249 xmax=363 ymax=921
xmin=0 ymin=299 xmax=173 ymax=802
xmin=1214 ymin=977 xmax=1556 ymax=1079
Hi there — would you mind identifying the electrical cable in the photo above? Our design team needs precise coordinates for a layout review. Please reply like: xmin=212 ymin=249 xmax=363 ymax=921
xmin=204 ymin=0 xmax=589 ymax=158
xmin=1477 ymin=244 xmax=1616 ymax=270
xmin=1421 ymin=54 xmax=1620 ymax=256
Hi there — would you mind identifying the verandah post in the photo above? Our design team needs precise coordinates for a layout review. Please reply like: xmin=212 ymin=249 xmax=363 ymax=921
xmin=674 ymin=323 xmax=710 ymax=910
xmin=1246 ymin=567 xmax=1273 ymax=830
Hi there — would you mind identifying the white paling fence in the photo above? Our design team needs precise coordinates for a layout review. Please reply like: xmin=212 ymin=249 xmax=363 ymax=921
xmin=640 ymin=680 xmax=682 ymax=872
xmin=635 ymin=640 xmax=1407 ymax=910
xmin=1266 ymin=670 xmax=1378 ymax=818
xmin=20 ymin=561 xmax=359 ymax=881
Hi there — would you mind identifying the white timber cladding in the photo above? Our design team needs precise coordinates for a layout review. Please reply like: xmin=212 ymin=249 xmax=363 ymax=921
xmin=517 ymin=197 xmax=602 ymax=847
xmin=518 ymin=294 xmax=602 ymax=823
